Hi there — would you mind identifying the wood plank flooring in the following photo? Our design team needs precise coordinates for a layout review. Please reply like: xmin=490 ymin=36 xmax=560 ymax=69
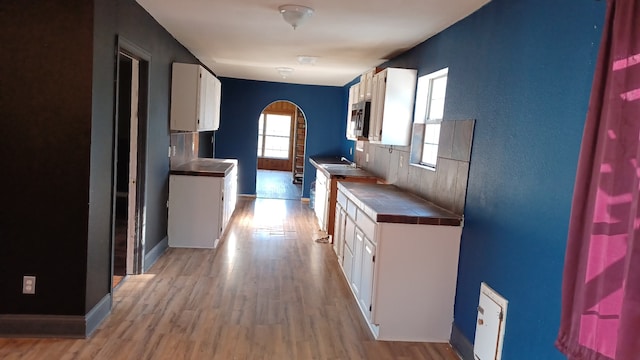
xmin=256 ymin=170 xmax=302 ymax=200
xmin=0 ymin=198 xmax=459 ymax=360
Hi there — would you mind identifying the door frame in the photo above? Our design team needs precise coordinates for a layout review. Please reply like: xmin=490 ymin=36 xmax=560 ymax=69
xmin=111 ymin=36 xmax=150 ymax=283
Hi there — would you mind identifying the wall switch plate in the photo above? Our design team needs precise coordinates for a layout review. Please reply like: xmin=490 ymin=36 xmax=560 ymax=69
xmin=23 ymin=276 xmax=36 ymax=294
xmin=172 ymin=145 xmax=177 ymax=156
xmin=366 ymin=153 xmax=369 ymax=162
xmin=168 ymin=146 xmax=172 ymax=158
xmin=400 ymin=155 xmax=404 ymax=167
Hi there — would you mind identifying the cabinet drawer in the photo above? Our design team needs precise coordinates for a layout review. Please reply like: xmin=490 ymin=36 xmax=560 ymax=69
xmin=337 ymin=190 xmax=347 ymax=209
xmin=356 ymin=210 xmax=376 ymax=242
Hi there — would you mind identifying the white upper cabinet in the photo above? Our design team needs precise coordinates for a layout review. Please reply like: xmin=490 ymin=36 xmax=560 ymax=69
xmin=368 ymin=68 xmax=417 ymax=145
xmin=170 ymin=63 xmax=221 ymax=132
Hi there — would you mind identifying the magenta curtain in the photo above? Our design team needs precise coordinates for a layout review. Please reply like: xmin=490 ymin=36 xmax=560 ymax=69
xmin=556 ymin=0 xmax=640 ymax=359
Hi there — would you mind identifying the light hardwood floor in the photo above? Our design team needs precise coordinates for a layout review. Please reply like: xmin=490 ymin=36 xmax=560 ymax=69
xmin=0 ymin=198 xmax=460 ymax=360
xmin=256 ymin=170 xmax=302 ymax=200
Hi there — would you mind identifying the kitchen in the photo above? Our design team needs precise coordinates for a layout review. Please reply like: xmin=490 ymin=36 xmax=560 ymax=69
xmin=0 ymin=1 xmax=609 ymax=359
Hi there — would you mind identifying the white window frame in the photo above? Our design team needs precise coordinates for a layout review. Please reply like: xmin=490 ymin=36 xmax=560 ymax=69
xmin=257 ymin=112 xmax=292 ymax=159
xmin=412 ymin=68 xmax=448 ymax=169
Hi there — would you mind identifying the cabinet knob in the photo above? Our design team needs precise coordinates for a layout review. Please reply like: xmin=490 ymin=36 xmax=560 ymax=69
xmin=478 ymin=319 xmax=484 ymax=326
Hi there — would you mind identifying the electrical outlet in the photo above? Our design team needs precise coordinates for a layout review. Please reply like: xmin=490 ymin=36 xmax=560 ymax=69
xmin=172 ymin=145 xmax=177 ymax=156
xmin=23 ymin=276 xmax=36 ymax=294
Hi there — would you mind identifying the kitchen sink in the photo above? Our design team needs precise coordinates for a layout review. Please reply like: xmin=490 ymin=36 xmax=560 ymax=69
xmin=322 ymin=163 xmax=358 ymax=170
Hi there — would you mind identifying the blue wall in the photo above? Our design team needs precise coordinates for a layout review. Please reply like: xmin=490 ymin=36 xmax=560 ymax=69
xmin=382 ymin=0 xmax=605 ymax=358
xmin=215 ymin=78 xmax=347 ymax=198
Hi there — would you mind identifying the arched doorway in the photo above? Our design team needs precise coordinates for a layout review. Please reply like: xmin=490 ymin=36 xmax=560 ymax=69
xmin=255 ymin=100 xmax=307 ymax=200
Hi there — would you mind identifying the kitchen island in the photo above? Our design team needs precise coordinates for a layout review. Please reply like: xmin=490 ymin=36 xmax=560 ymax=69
xmin=168 ymin=158 xmax=238 ymax=248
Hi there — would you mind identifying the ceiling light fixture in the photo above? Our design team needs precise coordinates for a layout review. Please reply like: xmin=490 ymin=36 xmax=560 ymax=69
xmin=278 ymin=5 xmax=314 ymax=30
xmin=297 ymin=55 xmax=318 ymax=65
xmin=276 ymin=67 xmax=294 ymax=79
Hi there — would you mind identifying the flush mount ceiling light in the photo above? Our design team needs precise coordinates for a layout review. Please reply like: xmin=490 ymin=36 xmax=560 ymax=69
xmin=297 ymin=55 xmax=318 ymax=65
xmin=276 ymin=67 xmax=294 ymax=78
xmin=278 ymin=5 xmax=314 ymax=30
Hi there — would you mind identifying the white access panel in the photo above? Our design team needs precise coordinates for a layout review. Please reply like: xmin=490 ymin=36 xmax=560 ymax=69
xmin=474 ymin=283 xmax=508 ymax=360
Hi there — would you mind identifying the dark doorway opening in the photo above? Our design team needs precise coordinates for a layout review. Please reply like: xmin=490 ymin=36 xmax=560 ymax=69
xmin=111 ymin=38 xmax=150 ymax=290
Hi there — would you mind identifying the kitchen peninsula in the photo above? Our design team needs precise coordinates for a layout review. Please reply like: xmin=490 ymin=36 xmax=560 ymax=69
xmin=309 ymin=156 xmax=378 ymax=238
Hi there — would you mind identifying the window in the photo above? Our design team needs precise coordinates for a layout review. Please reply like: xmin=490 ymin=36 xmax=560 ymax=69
xmin=412 ymin=68 xmax=448 ymax=168
xmin=257 ymin=113 xmax=291 ymax=159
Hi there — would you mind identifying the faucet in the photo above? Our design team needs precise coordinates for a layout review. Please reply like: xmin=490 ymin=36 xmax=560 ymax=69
xmin=340 ymin=157 xmax=357 ymax=168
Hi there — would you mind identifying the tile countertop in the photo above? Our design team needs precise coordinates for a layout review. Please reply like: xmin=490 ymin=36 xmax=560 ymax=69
xmin=309 ymin=156 xmax=379 ymax=180
xmin=337 ymin=182 xmax=462 ymax=226
xmin=170 ymin=158 xmax=237 ymax=177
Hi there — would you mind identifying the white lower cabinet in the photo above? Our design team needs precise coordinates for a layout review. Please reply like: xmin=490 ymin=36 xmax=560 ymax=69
xmin=334 ymin=188 xmax=463 ymax=342
xmin=168 ymin=170 xmax=237 ymax=248
xmin=314 ymin=169 xmax=329 ymax=231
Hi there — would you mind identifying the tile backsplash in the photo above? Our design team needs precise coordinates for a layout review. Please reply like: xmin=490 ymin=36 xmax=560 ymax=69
xmin=355 ymin=119 xmax=475 ymax=216
xmin=170 ymin=132 xmax=199 ymax=169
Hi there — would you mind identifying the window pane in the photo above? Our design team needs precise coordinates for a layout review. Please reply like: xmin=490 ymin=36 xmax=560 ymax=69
xmin=424 ymin=123 xmax=441 ymax=144
xmin=265 ymin=114 xmax=291 ymax=136
xmin=413 ymin=76 xmax=430 ymax=123
xmin=263 ymin=135 xmax=290 ymax=159
xmin=264 ymin=149 xmax=288 ymax=158
xmin=257 ymin=136 xmax=263 ymax=156
xmin=431 ymin=76 xmax=447 ymax=99
xmin=421 ymin=143 xmax=438 ymax=167
xmin=427 ymin=75 xmax=447 ymax=120
xmin=428 ymin=98 xmax=445 ymax=120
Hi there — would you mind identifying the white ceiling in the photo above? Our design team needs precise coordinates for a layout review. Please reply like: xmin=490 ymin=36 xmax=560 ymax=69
xmin=136 ymin=0 xmax=490 ymax=87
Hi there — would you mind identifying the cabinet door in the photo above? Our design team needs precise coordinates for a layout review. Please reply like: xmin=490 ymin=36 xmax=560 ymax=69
xmin=168 ymin=175 xmax=223 ymax=248
xmin=333 ymin=206 xmax=346 ymax=262
xmin=211 ymin=75 xmax=221 ymax=131
xmin=361 ymin=69 xmax=375 ymax=100
xmin=170 ymin=63 xmax=200 ymax=131
xmin=351 ymin=227 xmax=365 ymax=298
xmin=222 ymin=166 xmax=237 ymax=233
xmin=314 ymin=170 xmax=328 ymax=230
xmin=344 ymin=214 xmax=356 ymax=253
xmin=343 ymin=214 xmax=356 ymax=281
xmin=343 ymin=242 xmax=354 ymax=284
xmin=369 ymin=71 xmax=386 ymax=142
xmin=198 ymin=70 xmax=221 ymax=131
xmin=359 ymin=236 xmax=376 ymax=321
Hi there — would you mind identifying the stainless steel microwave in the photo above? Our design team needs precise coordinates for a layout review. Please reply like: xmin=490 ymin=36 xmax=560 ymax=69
xmin=351 ymin=101 xmax=371 ymax=138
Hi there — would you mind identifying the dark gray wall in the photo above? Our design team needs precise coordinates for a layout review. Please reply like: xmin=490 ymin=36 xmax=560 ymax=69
xmin=0 ymin=1 xmax=94 ymax=315
xmin=0 ymin=0 xmax=199 ymax=316
xmin=87 ymin=0 xmax=199 ymax=311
